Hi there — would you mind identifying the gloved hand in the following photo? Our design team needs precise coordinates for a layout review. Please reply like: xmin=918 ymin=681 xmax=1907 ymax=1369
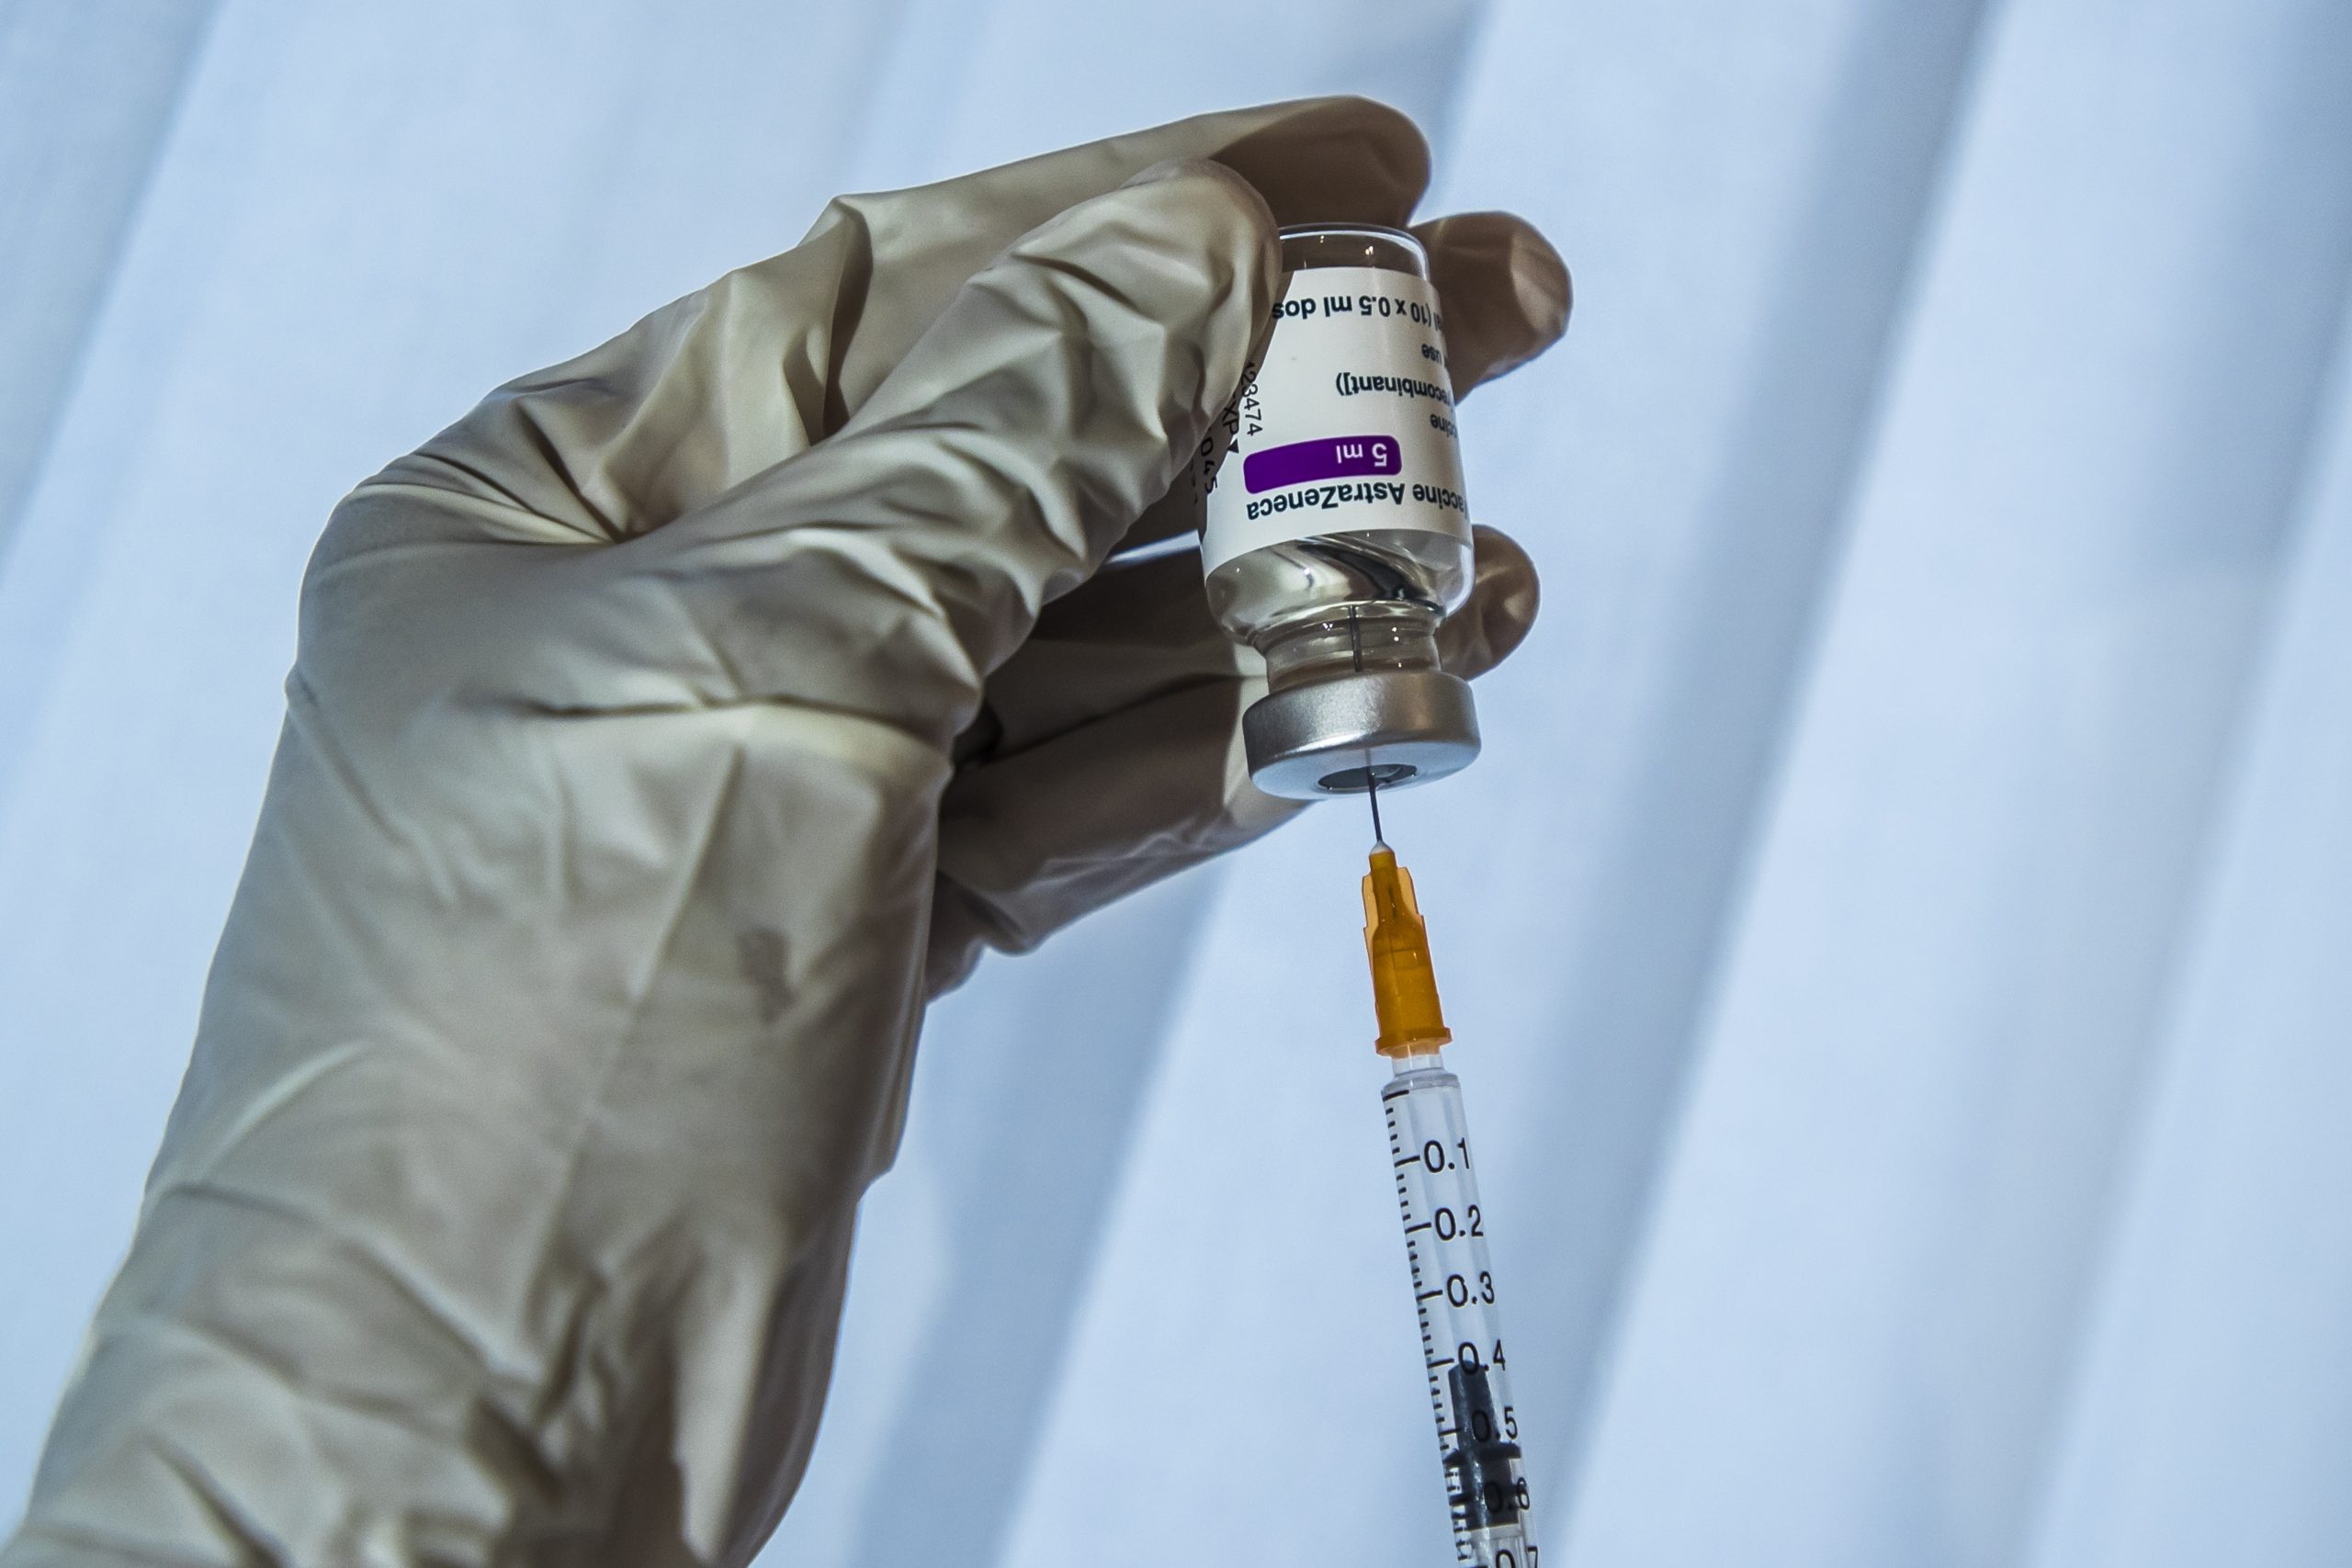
xmin=5 ymin=96 xmax=1566 ymax=1567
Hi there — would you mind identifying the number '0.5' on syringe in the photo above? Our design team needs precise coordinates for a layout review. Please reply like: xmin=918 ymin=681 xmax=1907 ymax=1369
xmin=1360 ymin=783 xmax=1534 ymax=1568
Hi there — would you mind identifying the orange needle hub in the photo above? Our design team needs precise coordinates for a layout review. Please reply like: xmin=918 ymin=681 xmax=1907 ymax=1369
xmin=1362 ymin=845 xmax=1453 ymax=1056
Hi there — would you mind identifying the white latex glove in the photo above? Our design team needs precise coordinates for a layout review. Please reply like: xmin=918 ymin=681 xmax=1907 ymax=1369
xmin=5 ymin=96 xmax=1566 ymax=1567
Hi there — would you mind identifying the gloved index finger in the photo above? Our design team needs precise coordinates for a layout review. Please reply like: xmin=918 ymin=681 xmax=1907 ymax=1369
xmin=639 ymin=160 xmax=1281 ymax=747
xmin=819 ymin=96 xmax=1429 ymax=419
xmin=354 ymin=97 xmax=1427 ymax=555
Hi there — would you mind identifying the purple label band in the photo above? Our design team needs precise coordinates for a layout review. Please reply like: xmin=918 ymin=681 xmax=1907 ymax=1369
xmin=1243 ymin=434 xmax=1401 ymax=494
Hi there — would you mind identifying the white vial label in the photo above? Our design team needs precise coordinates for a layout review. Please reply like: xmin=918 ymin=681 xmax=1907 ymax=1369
xmin=1200 ymin=265 xmax=1470 ymax=572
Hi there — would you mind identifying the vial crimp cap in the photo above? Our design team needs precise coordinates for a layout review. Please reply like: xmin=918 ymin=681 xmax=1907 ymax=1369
xmin=1245 ymin=666 xmax=1480 ymax=798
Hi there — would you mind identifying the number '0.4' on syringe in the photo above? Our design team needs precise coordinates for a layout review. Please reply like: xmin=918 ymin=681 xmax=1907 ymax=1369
xmin=1359 ymin=784 xmax=1534 ymax=1568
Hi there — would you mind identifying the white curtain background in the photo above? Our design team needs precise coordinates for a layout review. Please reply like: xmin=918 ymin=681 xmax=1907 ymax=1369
xmin=4 ymin=0 xmax=2350 ymax=1562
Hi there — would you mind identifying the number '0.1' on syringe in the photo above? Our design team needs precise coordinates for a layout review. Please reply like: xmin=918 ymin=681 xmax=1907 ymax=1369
xmin=1359 ymin=783 xmax=1534 ymax=1568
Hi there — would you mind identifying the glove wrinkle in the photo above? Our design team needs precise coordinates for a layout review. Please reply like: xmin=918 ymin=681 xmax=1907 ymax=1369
xmin=802 ymin=209 xmax=874 ymax=441
xmin=9 ymin=1520 xmax=239 ymax=1568
xmin=131 ymin=1440 xmax=276 ymax=1568
xmin=350 ymin=468 xmax=610 ymax=550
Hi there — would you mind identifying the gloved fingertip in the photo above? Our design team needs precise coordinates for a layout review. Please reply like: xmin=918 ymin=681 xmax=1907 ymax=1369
xmin=1085 ymin=157 xmax=1281 ymax=428
xmin=1214 ymin=96 xmax=1432 ymax=226
xmin=1120 ymin=157 xmax=1282 ymax=274
xmin=1417 ymin=212 xmax=1574 ymax=390
xmin=1439 ymin=525 xmax=1541 ymax=678
xmin=1515 ymin=225 xmax=1573 ymax=346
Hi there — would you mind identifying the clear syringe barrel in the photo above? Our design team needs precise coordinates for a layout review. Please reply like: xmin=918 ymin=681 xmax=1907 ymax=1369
xmin=1384 ymin=1051 xmax=1534 ymax=1568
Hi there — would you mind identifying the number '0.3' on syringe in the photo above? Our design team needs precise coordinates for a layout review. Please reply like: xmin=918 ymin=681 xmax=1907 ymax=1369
xmin=1358 ymin=779 xmax=1534 ymax=1568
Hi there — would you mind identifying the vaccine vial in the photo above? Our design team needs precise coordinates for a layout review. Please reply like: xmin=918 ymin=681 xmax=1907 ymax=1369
xmin=1199 ymin=225 xmax=1480 ymax=798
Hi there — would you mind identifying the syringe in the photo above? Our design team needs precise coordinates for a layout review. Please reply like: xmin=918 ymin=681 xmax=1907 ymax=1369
xmin=1362 ymin=792 xmax=1535 ymax=1567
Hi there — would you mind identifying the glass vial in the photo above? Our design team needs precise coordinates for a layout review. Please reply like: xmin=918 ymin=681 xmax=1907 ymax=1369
xmin=1197 ymin=224 xmax=1480 ymax=798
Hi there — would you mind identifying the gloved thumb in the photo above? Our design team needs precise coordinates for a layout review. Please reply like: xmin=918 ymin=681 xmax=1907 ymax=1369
xmin=644 ymin=159 xmax=1281 ymax=747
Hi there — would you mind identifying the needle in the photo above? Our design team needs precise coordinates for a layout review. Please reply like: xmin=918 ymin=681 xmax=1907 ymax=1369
xmin=1346 ymin=604 xmax=1390 ymax=848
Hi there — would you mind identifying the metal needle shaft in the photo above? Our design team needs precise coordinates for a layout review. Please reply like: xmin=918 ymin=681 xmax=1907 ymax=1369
xmin=1349 ymin=604 xmax=1390 ymax=848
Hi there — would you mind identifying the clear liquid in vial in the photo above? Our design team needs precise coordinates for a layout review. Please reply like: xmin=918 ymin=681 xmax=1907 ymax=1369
xmin=1204 ymin=527 xmax=1472 ymax=691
